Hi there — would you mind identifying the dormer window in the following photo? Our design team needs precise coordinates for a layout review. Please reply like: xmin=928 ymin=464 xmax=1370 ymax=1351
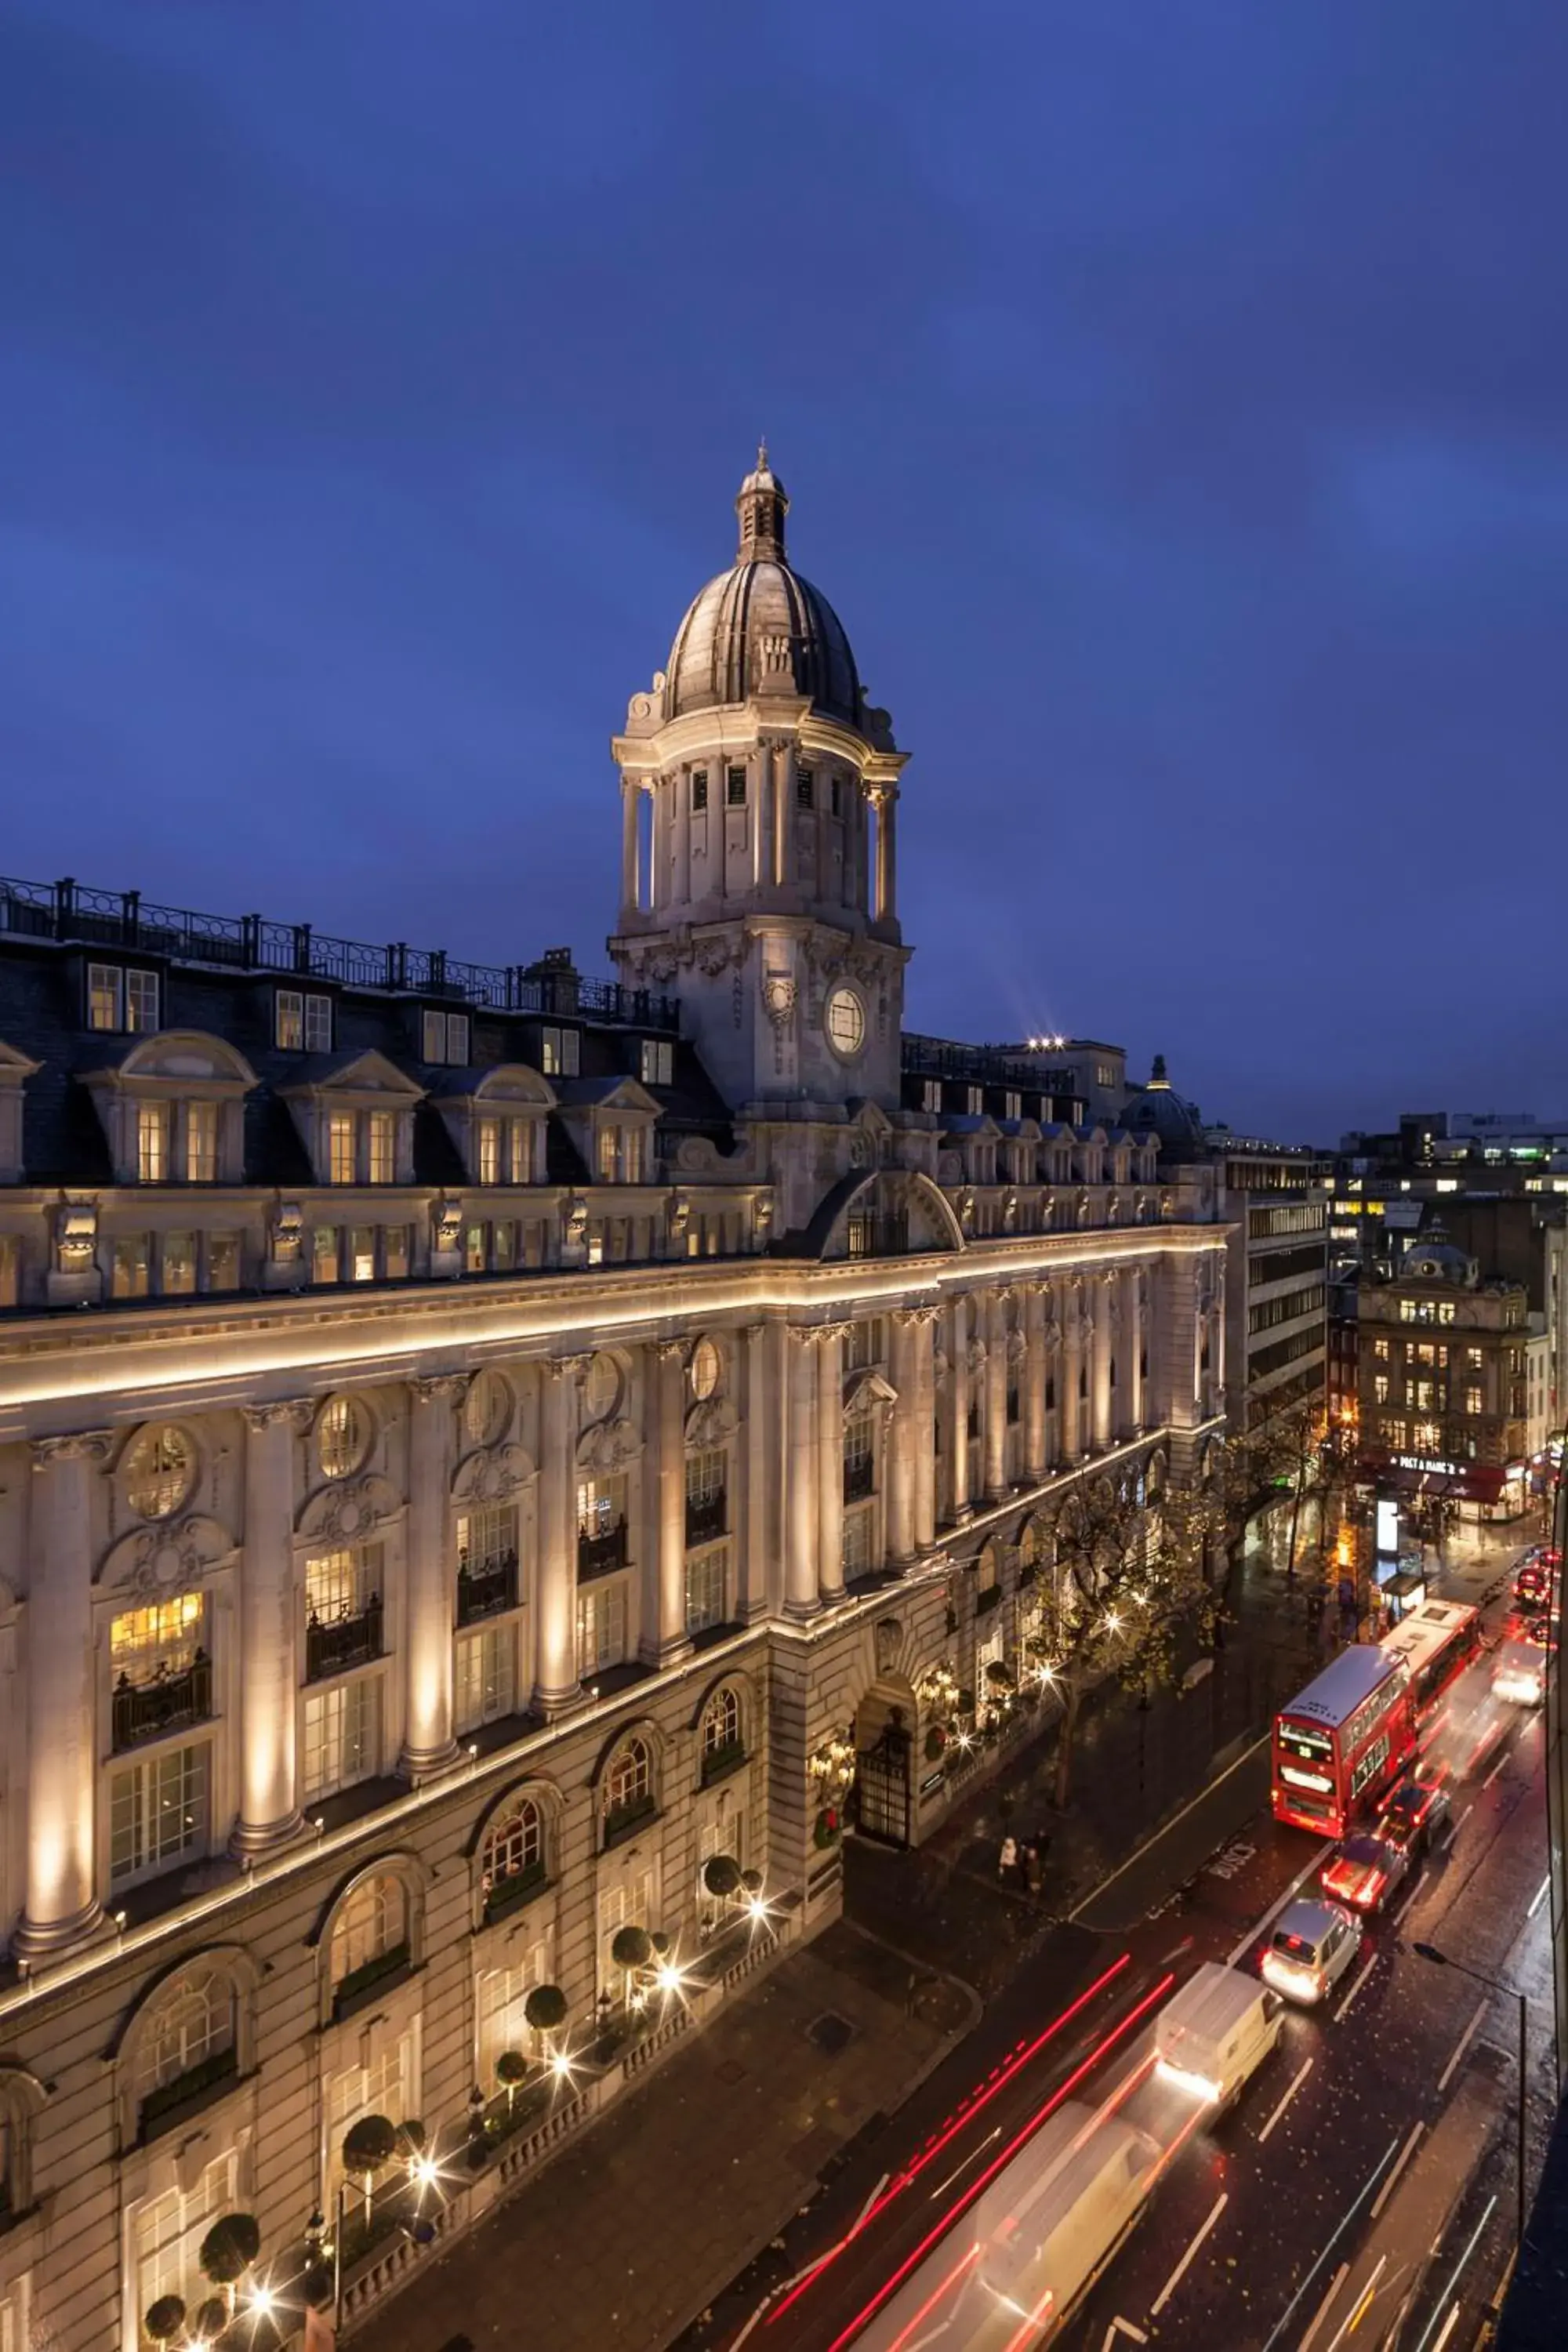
xmin=967 ymin=1087 xmax=982 ymax=1116
xmin=639 ymin=1038 xmax=673 ymax=1087
xmin=921 ymin=1080 xmax=941 ymax=1115
xmin=88 ymin=964 xmax=159 ymax=1034
xmin=422 ymin=1010 xmax=470 ymax=1066
xmin=276 ymin=989 xmax=333 ymax=1052
xmin=540 ymin=1026 xmax=580 ymax=1079
xmin=1004 ymin=1092 xmax=1022 ymax=1121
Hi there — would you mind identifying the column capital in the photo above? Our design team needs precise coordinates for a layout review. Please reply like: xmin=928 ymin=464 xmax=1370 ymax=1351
xmin=240 ymin=1399 xmax=312 ymax=1436
xmin=740 ymin=1319 xmax=768 ymax=1342
xmin=542 ymin=1352 xmax=590 ymax=1384
xmin=411 ymin=1372 xmax=469 ymax=1406
xmin=30 ymin=1431 xmax=111 ymax=1469
xmin=818 ymin=1319 xmax=852 ymax=1345
xmin=893 ymin=1299 xmax=942 ymax=1329
xmin=651 ymin=1336 xmax=688 ymax=1365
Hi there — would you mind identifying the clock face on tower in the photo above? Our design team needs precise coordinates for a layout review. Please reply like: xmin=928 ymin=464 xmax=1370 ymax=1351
xmin=825 ymin=985 xmax=866 ymax=1059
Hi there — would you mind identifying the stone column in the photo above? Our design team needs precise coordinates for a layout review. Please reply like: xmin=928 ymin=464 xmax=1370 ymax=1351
xmin=948 ymin=1299 xmax=971 ymax=1523
xmin=755 ymin=744 xmax=775 ymax=890
xmin=1061 ymin=1280 xmax=1083 ymax=1463
xmin=774 ymin=743 xmax=795 ymax=886
xmin=16 ymin=1433 xmax=111 ymax=1960
xmin=620 ymin=776 xmax=640 ymax=914
xmin=232 ymin=1402 xmax=310 ymax=1857
xmin=1131 ymin=1277 xmax=1149 ymax=1434
xmin=742 ymin=1322 xmax=770 ymax=1617
xmin=1091 ymin=1275 xmax=1114 ymax=1451
xmin=646 ymin=1339 xmax=691 ymax=1664
xmin=984 ymin=1289 xmax=1010 ymax=1499
xmin=535 ymin=1356 xmax=584 ymax=1716
xmin=880 ymin=787 xmax=898 ymax=920
xmin=675 ymin=766 xmax=692 ymax=905
xmin=1022 ymin=1284 xmax=1048 ymax=1483
xmin=912 ymin=1306 xmax=938 ymax=1552
xmin=401 ymin=1374 xmax=465 ymax=1780
xmin=786 ymin=1329 xmax=818 ymax=1617
xmin=887 ymin=1312 xmax=917 ymax=1566
xmin=817 ymin=1325 xmax=845 ymax=1603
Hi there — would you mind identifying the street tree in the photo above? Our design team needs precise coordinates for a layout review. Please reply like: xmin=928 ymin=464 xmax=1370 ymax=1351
xmin=1033 ymin=1469 xmax=1218 ymax=1809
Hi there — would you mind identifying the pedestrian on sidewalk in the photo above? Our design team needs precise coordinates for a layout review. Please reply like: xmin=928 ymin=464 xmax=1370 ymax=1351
xmin=998 ymin=1832 xmax=1018 ymax=1886
xmin=1024 ymin=1840 xmax=1044 ymax=1898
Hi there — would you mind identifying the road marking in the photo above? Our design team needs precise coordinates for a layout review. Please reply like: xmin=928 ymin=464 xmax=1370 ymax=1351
xmin=1390 ymin=1865 xmax=1427 ymax=1926
xmin=1428 ymin=2303 xmax=1462 ymax=2352
xmin=1258 ymin=2139 xmax=1399 ymax=2352
xmin=1295 ymin=2261 xmax=1349 ymax=2352
xmin=1334 ymin=1952 xmax=1378 ymax=2024
xmin=1527 ymin=1873 xmax=1551 ymax=1920
xmin=1149 ymin=2191 xmax=1227 ymax=2317
xmin=1370 ymin=2122 xmax=1425 ymax=2221
xmin=1258 ymin=2056 xmax=1314 ymax=2143
xmin=1069 ymin=1730 xmax=1272 ymax=1923
xmin=1483 ymin=1748 xmax=1509 ymax=1791
xmin=1101 ymin=2324 xmax=1148 ymax=2350
xmin=1453 ymin=1801 xmax=1473 ymax=1835
xmin=1437 ymin=1998 xmax=1488 ymax=2094
xmin=1324 ymin=2255 xmax=1385 ymax=2352
xmin=1226 ymin=1840 xmax=1336 ymax=1967
xmin=930 ymin=2131 xmax=997 ymax=2198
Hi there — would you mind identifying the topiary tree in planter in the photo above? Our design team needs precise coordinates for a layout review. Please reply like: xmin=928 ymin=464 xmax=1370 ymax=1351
xmin=702 ymin=1853 xmax=742 ymax=1900
xmin=740 ymin=1867 xmax=764 ymax=1895
xmin=524 ymin=1982 xmax=568 ymax=2036
xmin=611 ymin=1924 xmax=652 ymax=1973
xmin=394 ymin=2118 xmax=427 ymax=2165
xmin=193 ymin=2297 xmax=228 ymax=2343
xmin=342 ymin=2113 xmax=398 ymax=2226
xmin=199 ymin=2209 xmax=262 ymax=2321
xmin=649 ymin=1929 xmax=671 ymax=1957
xmin=495 ymin=2048 xmax=530 ymax=2113
xmin=143 ymin=2296 xmax=186 ymax=2344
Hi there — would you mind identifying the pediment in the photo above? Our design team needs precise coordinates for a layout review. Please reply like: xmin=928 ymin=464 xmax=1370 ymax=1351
xmin=282 ymin=1048 xmax=425 ymax=1101
xmin=89 ymin=1029 xmax=257 ymax=1090
xmin=0 ymin=1037 xmax=42 ymax=1084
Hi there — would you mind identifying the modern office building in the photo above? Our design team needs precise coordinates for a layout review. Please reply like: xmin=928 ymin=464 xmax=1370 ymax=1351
xmin=0 ymin=456 xmax=1226 ymax=2349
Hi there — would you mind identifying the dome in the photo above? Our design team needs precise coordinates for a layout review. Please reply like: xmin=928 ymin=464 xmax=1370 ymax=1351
xmin=662 ymin=448 xmax=872 ymax=735
xmin=1402 ymin=1226 xmax=1475 ymax=1285
xmin=1122 ymin=1055 xmax=1205 ymax=1156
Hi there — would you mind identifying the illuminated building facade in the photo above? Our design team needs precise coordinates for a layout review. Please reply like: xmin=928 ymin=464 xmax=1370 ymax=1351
xmin=0 ymin=456 xmax=1225 ymax=2348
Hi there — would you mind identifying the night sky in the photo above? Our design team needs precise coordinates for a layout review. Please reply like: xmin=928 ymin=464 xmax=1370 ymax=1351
xmin=4 ymin=3 xmax=1564 ymax=1144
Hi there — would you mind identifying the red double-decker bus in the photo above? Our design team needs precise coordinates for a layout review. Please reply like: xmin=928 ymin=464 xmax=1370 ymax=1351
xmin=1377 ymin=1596 xmax=1480 ymax=1717
xmin=1272 ymin=1646 xmax=1414 ymax=1836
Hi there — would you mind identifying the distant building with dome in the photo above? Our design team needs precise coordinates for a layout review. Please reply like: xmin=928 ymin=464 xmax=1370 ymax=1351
xmin=0 ymin=457 xmax=1227 ymax=2350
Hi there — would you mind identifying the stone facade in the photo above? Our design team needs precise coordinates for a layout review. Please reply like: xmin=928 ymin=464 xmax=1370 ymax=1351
xmin=0 ymin=456 xmax=1227 ymax=2350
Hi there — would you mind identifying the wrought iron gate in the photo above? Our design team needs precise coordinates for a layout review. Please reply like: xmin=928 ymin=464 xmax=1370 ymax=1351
xmin=855 ymin=1715 xmax=912 ymax=1847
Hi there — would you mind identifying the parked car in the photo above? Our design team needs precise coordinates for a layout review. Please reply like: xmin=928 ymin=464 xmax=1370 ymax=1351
xmin=1320 ymin=1833 xmax=1408 ymax=1915
xmin=1376 ymin=1776 xmax=1451 ymax=1859
xmin=1259 ymin=1899 xmax=1361 ymax=2006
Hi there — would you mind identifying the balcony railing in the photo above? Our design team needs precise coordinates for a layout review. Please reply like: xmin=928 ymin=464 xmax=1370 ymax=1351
xmin=112 ymin=1653 xmax=212 ymax=1752
xmin=684 ymin=1489 xmax=728 ymax=1548
xmin=456 ymin=1549 xmax=518 ymax=1626
xmin=0 ymin=871 xmax=679 ymax=1029
xmin=578 ymin=1519 xmax=629 ymax=1581
xmin=843 ymin=1454 xmax=875 ymax=1505
xmin=306 ymin=1595 xmax=383 ymax=1682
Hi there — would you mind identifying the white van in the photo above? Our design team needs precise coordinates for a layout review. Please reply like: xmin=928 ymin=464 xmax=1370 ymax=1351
xmin=1154 ymin=1962 xmax=1284 ymax=2109
xmin=969 ymin=2099 xmax=1161 ymax=2337
xmin=1493 ymin=1639 xmax=1546 ymax=1708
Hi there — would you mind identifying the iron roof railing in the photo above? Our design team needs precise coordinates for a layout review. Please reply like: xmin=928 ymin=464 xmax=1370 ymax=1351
xmin=900 ymin=1031 xmax=1077 ymax=1093
xmin=0 ymin=873 xmax=679 ymax=1030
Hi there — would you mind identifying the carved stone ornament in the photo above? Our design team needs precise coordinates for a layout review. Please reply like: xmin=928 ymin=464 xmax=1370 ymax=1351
xmin=761 ymin=970 xmax=797 ymax=1027
xmin=31 ymin=1430 xmax=111 ymax=1468
xmin=241 ymin=1399 xmax=312 ymax=1436
xmin=1007 ymin=1327 xmax=1028 ymax=1366
xmin=412 ymin=1372 xmax=469 ymax=1408
xmin=685 ymin=1396 xmax=739 ymax=1449
xmin=297 ymin=1472 xmax=399 ymax=1544
xmin=695 ymin=935 xmax=742 ymax=979
xmin=873 ymin=1616 xmax=903 ymax=1674
xmin=99 ymin=1510 xmax=232 ymax=1595
xmin=452 ymin=1441 xmax=536 ymax=1502
xmin=576 ymin=1417 xmax=642 ymax=1474
xmin=564 ymin=1195 xmax=589 ymax=1242
xmin=432 ymin=1200 xmax=463 ymax=1252
xmin=667 ymin=1192 xmax=691 ymax=1237
xmin=966 ymin=1337 xmax=988 ymax=1377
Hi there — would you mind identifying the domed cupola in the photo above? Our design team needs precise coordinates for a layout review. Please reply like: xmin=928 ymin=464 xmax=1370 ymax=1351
xmin=1402 ymin=1225 xmax=1477 ymax=1286
xmin=662 ymin=447 xmax=873 ymax=737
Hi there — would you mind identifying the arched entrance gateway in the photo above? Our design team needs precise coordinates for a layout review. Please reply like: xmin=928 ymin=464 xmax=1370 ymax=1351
xmin=851 ymin=1675 xmax=916 ymax=1847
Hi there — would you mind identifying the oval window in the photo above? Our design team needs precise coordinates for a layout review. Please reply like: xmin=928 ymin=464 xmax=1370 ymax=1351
xmin=583 ymin=1354 xmax=621 ymax=1425
xmin=826 ymin=987 xmax=865 ymax=1059
xmin=463 ymin=1370 xmax=510 ymax=1450
xmin=318 ymin=1394 xmax=371 ymax=1480
xmin=688 ymin=1338 xmax=721 ymax=1402
xmin=124 ymin=1425 xmax=195 ymax=1521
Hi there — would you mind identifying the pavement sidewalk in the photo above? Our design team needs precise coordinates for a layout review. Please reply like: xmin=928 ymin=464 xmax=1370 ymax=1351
xmin=347 ymin=1920 xmax=975 ymax=2352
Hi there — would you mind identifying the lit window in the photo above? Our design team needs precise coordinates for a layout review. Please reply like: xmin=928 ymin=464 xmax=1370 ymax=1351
xmin=111 ymin=1594 xmax=204 ymax=1686
xmin=1004 ymin=1092 xmax=1021 ymax=1120
xmin=457 ymin=1624 xmax=515 ymax=1730
xmin=136 ymin=1973 xmax=235 ymax=2124
xmin=367 ymin=1111 xmax=395 ymax=1185
xmin=826 ymin=989 xmax=865 ymax=1058
xmin=688 ymin=1338 xmax=721 ymax=1400
xmin=88 ymin=964 xmax=123 ymax=1032
xmin=639 ymin=1039 xmax=674 ymax=1087
xmin=477 ymin=1118 xmax=501 ymax=1185
xmin=349 ymin=1225 xmax=376 ymax=1282
xmin=132 ymin=2153 xmax=236 ymax=2338
xmin=123 ymin=1430 xmax=194 ymax=1524
xmin=481 ymin=1801 xmax=543 ymax=1900
xmin=184 ymin=1100 xmax=217 ymax=1182
xmin=420 ymin=1010 xmax=469 ymax=1065
xmin=701 ymin=1686 xmax=741 ymax=1760
xmin=465 ymin=1222 xmax=488 ymax=1273
xmin=540 ymin=1026 xmax=580 ymax=1078
xmin=606 ymin=1738 xmax=652 ymax=1815
xmin=1466 ymin=1385 xmax=1484 ymax=1414
xmin=312 ymin=1227 xmax=339 ymax=1283
xmin=507 ymin=1118 xmax=532 ymax=1183
xmin=318 ymin=1395 xmax=371 ymax=1479
xmin=330 ymin=1874 xmax=408 ymax=1991
xmin=967 ymin=1086 xmax=982 ymax=1115
xmin=328 ymin=1112 xmax=356 ymax=1185
xmin=136 ymin=1102 xmax=169 ymax=1183
xmin=110 ymin=1744 xmax=208 ymax=1884
xmin=384 ymin=1224 xmax=410 ymax=1279
xmin=275 ymin=991 xmax=305 ymax=1051
xmin=1374 ymin=1375 xmax=1389 ymax=1403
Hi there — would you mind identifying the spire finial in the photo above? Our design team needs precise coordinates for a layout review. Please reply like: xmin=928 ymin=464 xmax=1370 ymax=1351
xmin=735 ymin=444 xmax=788 ymax=561
xmin=757 ymin=435 xmax=768 ymax=472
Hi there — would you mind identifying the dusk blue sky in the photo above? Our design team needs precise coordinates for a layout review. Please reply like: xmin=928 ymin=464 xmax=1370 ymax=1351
xmin=4 ymin=3 xmax=1564 ymax=1143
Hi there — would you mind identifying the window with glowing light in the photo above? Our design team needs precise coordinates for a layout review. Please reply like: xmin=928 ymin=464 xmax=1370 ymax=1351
xmin=330 ymin=1875 xmax=410 ymax=2012
xmin=480 ymin=1798 xmax=545 ymax=1921
xmin=700 ymin=1686 xmax=743 ymax=1784
xmin=136 ymin=1971 xmax=238 ymax=2138
xmin=318 ymin=1394 xmax=371 ymax=1479
xmin=604 ymin=1738 xmax=655 ymax=1842
xmin=123 ymin=1425 xmax=196 ymax=1520
xmin=132 ymin=2153 xmax=237 ymax=2344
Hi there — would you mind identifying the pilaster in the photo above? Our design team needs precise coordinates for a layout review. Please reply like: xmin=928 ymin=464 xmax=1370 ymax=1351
xmin=232 ymin=1400 xmax=313 ymax=1857
xmin=16 ymin=1432 xmax=112 ymax=1961
xmin=400 ymin=1373 xmax=466 ymax=1781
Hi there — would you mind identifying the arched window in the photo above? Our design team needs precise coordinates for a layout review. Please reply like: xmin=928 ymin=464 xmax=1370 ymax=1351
xmin=975 ymin=1540 xmax=1000 ymax=1595
xmin=480 ymin=1798 xmax=546 ymax=1922
xmin=700 ymin=1687 xmax=743 ymax=1785
xmin=604 ymin=1737 xmax=655 ymax=1845
xmin=329 ymin=1875 xmax=410 ymax=2016
xmin=137 ymin=1973 xmax=238 ymax=2136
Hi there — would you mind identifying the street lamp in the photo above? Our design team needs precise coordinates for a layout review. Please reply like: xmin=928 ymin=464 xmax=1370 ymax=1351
xmin=1412 ymin=1941 xmax=1529 ymax=2252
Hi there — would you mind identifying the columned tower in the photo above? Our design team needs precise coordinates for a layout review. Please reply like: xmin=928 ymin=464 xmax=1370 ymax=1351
xmin=608 ymin=452 xmax=909 ymax=1116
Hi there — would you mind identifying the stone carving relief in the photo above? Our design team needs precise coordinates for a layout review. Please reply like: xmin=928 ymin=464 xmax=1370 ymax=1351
xmin=97 ymin=1511 xmax=234 ymax=1595
xmin=576 ymin=1417 xmax=643 ymax=1475
xmin=452 ymin=1442 xmax=537 ymax=1504
xmin=685 ymin=1397 xmax=739 ymax=1450
xmin=296 ymin=1472 xmax=401 ymax=1545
